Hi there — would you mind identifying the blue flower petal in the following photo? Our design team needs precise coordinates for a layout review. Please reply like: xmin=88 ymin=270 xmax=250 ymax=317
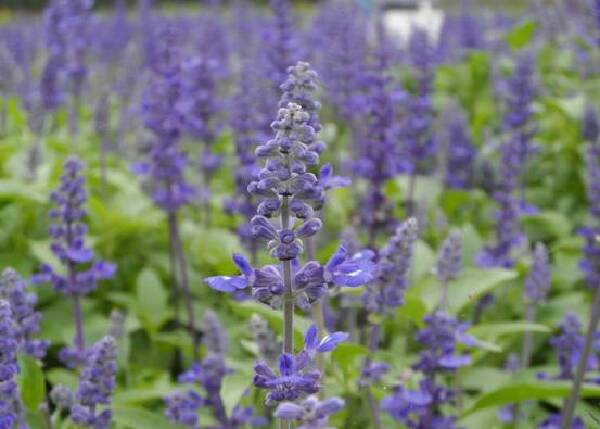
xmin=204 ymin=275 xmax=247 ymax=292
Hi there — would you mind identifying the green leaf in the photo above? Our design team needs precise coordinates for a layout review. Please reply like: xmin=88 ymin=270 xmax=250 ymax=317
xmin=18 ymin=356 xmax=46 ymax=412
xmin=469 ymin=321 xmax=550 ymax=338
xmin=220 ymin=373 xmax=251 ymax=417
xmin=462 ymin=381 xmax=600 ymax=417
xmin=112 ymin=406 xmax=182 ymax=429
xmin=506 ymin=20 xmax=537 ymax=50
xmin=521 ymin=211 xmax=571 ymax=241
xmin=331 ymin=343 xmax=368 ymax=374
xmin=417 ymin=267 xmax=517 ymax=314
xmin=136 ymin=268 xmax=168 ymax=331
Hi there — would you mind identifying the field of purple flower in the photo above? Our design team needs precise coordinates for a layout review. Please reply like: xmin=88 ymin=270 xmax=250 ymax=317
xmin=0 ymin=0 xmax=599 ymax=428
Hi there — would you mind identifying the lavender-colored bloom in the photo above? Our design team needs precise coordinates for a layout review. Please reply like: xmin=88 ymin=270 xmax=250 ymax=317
xmin=0 ymin=300 xmax=27 ymax=429
xmin=134 ymin=26 xmax=195 ymax=213
xmin=253 ymin=325 xmax=347 ymax=405
xmin=413 ymin=311 xmax=475 ymax=374
xmin=382 ymin=310 xmax=476 ymax=427
xmin=538 ymin=414 xmax=585 ymax=429
xmin=436 ymin=230 xmax=463 ymax=284
xmin=363 ymin=218 xmax=419 ymax=313
xmin=402 ymin=26 xmax=437 ymax=174
xmin=354 ymin=42 xmax=401 ymax=240
xmin=264 ymin=0 xmax=299 ymax=95
xmin=524 ymin=243 xmax=550 ymax=304
xmin=164 ymin=390 xmax=202 ymax=429
xmin=274 ymin=395 xmax=345 ymax=429
xmin=547 ymin=314 xmax=597 ymax=380
xmin=71 ymin=336 xmax=118 ymax=429
xmin=205 ymin=245 xmax=375 ymax=306
xmin=32 ymin=157 xmax=116 ymax=296
xmin=177 ymin=56 xmax=223 ymax=174
xmin=500 ymin=53 xmax=537 ymax=176
xmin=202 ymin=310 xmax=228 ymax=356
xmin=442 ymin=104 xmax=476 ymax=189
xmin=309 ymin=1 xmax=368 ymax=119
xmin=249 ymin=315 xmax=280 ymax=363
xmin=0 ymin=268 xmax=48 ymax=359
xmin=583 ymin=104 xmax=599 ymax=143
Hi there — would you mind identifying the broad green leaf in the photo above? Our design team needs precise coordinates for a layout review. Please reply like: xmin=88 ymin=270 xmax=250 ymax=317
xmin=220 ymin=373 xmax=251 ymax=417
xmin=136 ymin=268 xmax=168 ymax=331
xmin=397 ymin=292 xmax=427 ymax=326
xmin=112 ymin=406 xmax=182 ymax=429
xmin=18 ymin=356 xmax=46 ymax=412
xmin=113 ymin=376 xmax=174 ymax=405
xmin=506 ymin=20 xmax=537 ymax=50
xmin=331 ymin=343 xmax=368 ymax=373
xmin=417 ymin=267 xmax=517 ymax=314
xmin=521 ymin=211 xmax=571 ymax=241
xmin=462 ymin=381 xmax=600 ymax=417
xmin=45 ymin=368 xmax=79 ymax=389
xmin=469 ymin=322 xmax=550 ymax=338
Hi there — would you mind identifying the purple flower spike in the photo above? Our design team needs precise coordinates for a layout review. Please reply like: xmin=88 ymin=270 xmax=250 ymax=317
xmin=71 ymin=336 xmax=118 ymax=429
xmin=0 ymin=268 xmax=48 ymax=359
xmin=275 ymin=395 xmax=345 ymax=428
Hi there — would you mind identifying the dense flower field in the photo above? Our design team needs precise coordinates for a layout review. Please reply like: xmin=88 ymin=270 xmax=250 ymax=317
xmin=0 ymin=0 xmax=600 ymax=428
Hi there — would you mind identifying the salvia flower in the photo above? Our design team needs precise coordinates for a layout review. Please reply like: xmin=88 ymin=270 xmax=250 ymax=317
xmin=202 ymin=310 xmax=228 ymax=356
xmin=442 ymin=103 xmax=476 ymax=189
xmin=253 ymin=324 xmax=347 ymax=405
xmin=542 ymin=314 xmax=598 ymax=381
xmin=0 ymin=300 xmax=27 ymax=429
xmin=134 ymin=25 xmax=195 ymax=213
xmin=249 ymin=314 xmax=280 ymax=364
xmin=71 ymin=336 xmax=118 ymax=429
xmin=538 ymin=413 xmax=585 ymax=429
xmin=363 ymin=218 xmax=419 ymax=313
xmin=382 ymin=310 xmax=477 ymax=427
xmin=274 ymin=395 xmax=345 ymax=429
xmin=413 ymin=311 xmax=477 ymax=374
xmin=524 ymin=243 xmax=551 ymax=304
xmin=32 ymin=157 xmax=115 ymax=367
xmin=32 ymin=157 xmax=116 ymax=295
xmin=205 ymin=244 xmax=375 ymax=306
xmin=402 ymin=26 xmax=437 ymax=174
xmin=0 ymin=268 xmax=48 ymax=359
xmin=177 ymin=56 xmax=223 ymax=176
xmin=436 ymin=230 xmax=463 ymax=285
xmin=164 ymin=390 xmax=202 ymax=429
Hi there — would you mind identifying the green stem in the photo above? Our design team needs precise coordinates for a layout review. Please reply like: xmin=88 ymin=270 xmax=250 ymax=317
xmin=560 ymin=286 xmax=600 ymax=429
xmin=168 ymin=212 xmax=199 ymax=361
xmin=281 ymin=194 xmax=294 ymax=355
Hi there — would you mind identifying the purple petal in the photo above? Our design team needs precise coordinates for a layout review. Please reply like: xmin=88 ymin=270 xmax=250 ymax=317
xmin=317 ymin=332 xmax=349 ymax=353
xmin=438 ymin=354 xmax=471 ymax=368
xmin=304 ymin=325 xmax=318 ymax=352
xmin=316 ymin=397 xmax=345 ymax=417
xmin=232 ymin=253 xmax=254 ymax=278
xmin=324 ymin=245 xmax=347 ymax=272
xmin=204 ymin=275 xmax=247 ymax=292
xmin=278 ymin=353 xmax=295 ymax=376
xmin=274 ymin=402 xmax=304 ymax=420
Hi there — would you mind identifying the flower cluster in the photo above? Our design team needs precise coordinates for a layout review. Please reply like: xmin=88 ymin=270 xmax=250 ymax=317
xmin=178 ymin=56 xmax=224 ymax=178
xmin=403 ymin=26 xmax=438 ymax=174
xmin=0 ymin=300 xmax=27 ymax=429
xmin=165 ymin=311 xmax=264 ymax=428
xmin=362 ymin=218 xmax=419 ymax=313
xmin=274 ymin=395 xmax=345 ymax=429
xmin=524 ymin=243 xmax=551 ymax=304
xmin=206 ymin=244 xmax=375 ymax=308
xmin=134 ymin=25 xmax=195 ymax=213
xmin=71 ymin=336 xmax=118 ymax=429
xmin=33 ymin=157 xmax=116 ymax=295
xmin=0 ymin=268 xmax=48 ymax=359
xmin=382 ymin=311 xmax=477 ymax=427
xmin=253 ymin=325 xmax=347 ymax=405
xmin=442 ymin=104 xmax=476 ymax=189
